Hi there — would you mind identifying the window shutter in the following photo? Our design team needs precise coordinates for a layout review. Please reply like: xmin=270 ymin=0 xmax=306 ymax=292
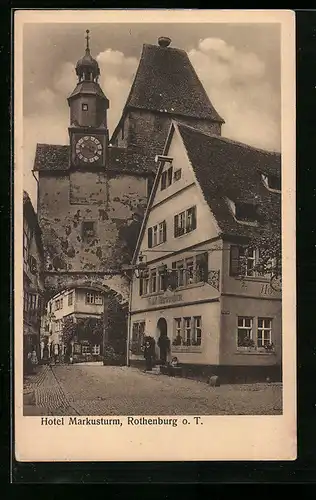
xmin=174 ymin=215 xmax=178 ymax=238
xmin=148 ymin=227 xmax=153 ymax=248
xmin=230 ymin=245 xmax=240 ymax=276
xmin=162 ymin=220 xmax=167 ymax=242
xmin=192 ymin=206 xmax=197 ymax=230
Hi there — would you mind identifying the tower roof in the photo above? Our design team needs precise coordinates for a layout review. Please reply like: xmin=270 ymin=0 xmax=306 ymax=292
xmin=123 ymin=38 xmax=224 ymax=122
xmin=75 ymin=29 xmax=100 ymax=82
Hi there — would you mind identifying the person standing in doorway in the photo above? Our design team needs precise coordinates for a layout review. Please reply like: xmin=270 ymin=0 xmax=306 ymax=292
xmin=158 ymin=332 xmax=170 ymax=365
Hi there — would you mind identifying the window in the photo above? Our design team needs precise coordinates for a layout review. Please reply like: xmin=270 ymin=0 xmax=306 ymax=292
xmin=237 ymin=317 xmax=274 ymax=351
xmin=171 ymin=252 xmax=208 ymax=289
xmin=158 ymin=265 xmax=167 ymax=292
xmin=148 ymin=221 xmax=166 ymax=248
xmin=68 ymin=292 xmax=74 ymax=306
xmin=55 ymin=299 xmax=60 ymax=311
xmin=235 ymin=203 xmax=258 ymax=223
xmin=262 ymin=173 xmax=281 ymax=192
xmin=185 ymin=258 xmax=194 ymax=285
xmin=257 ymin=318 xmax=272 ymax=348
xmin=239 ymin=247 xmax=256 ymax=277
xmin=174 ymin=318 xmax=182 ymax=337
xmin=131 ymin=321 xmax=145 ymax=354
xmin=237 ymin=317 xmax=254 ymax=348
xmin=196 ymin=252 xmax=209 ymax=282
xmin=160 ymin=166 xmax=173 ymax=190
xmin=82 ymin=221 xmax=96 ymax=240
xmin=174 ymin=169 xmax=182 ymax=181
xmin=172 ymin=316 xmax=203 ymax=348
xmin=86 ymin=292 xmax=103 ymax=305
xmin=184 ymin=317 xmax=192 ymax=346
xmin=161 ymin=171 xmax=167 ymax=190
xmin=193 ymin=317 xmax=202 ymax=346
xmin=92 ymin=344 xmax=100 ymax=355
xmin=82 ymin=345 xmax=90 ymax=354
xmin=60 ymin=298 xmax=63 ymax=309
xmin=139 ymin=270 xmax=149 ymax=296
xmin=174 ymin=206 xmax=196 ymax=237
xmin=167 ymin=166 xmax=173 ymax=187
xmin=82 ymin=103 xmax=88 ymax=111
xmin=150 ymin=269 xmax=157 ymax=293
xmin=230 ymin=246 xmax=273 ymax=278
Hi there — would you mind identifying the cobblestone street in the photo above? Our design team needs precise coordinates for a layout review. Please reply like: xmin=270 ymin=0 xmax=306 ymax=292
xmin=23 ymin=364 xmax=282 ymax=416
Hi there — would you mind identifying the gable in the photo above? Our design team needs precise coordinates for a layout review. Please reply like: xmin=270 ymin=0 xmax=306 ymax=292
xmin=134 ymin=123 xmax=220 ymax=264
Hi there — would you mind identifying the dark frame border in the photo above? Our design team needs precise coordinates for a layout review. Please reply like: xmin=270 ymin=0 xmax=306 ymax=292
xmin=4 ymin=6 xmax=315 ymax=484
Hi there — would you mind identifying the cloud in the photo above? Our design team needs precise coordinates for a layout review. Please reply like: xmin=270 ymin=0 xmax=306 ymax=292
xmin=189 ymin=38 xmax=280 ymax=151
xmin=23 ymin=38 xmax=280 ymax=208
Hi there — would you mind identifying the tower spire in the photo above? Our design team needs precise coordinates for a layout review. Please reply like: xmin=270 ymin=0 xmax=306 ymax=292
xmin=75 ymin=29 xmax=100 ymax=82
xmin=85 ymin=29 xmax=90 ymax=52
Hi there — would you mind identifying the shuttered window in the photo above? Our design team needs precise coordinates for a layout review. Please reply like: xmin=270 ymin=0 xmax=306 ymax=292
xmin=174 ymin=206 xmax=197 ymax=237
xmin=148 ymin=221 xmax=167 ymax=247
xmin=148 ymin=227 xmax=153 ymax=248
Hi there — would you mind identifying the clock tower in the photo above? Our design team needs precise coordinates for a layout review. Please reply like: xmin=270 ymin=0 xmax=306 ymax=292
xmin=68 ymin=30 xmax=109 ymax=168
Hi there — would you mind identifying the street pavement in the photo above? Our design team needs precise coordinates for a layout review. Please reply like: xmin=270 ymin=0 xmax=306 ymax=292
xmin=23 ymin=363 xmax=282 ymax=416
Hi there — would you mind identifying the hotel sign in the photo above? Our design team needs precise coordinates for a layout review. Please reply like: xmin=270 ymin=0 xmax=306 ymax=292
xmin=147 ymin=294 xmax=183 ymax=307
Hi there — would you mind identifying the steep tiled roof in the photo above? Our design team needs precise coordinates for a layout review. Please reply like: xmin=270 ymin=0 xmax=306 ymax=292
xmin=33 ymin=143 xmax=152 ymax=175
xmin=33 ymin=144 xmax=70 ymax=172
xmin=124 ymin=43 xmax=224 ymax=122
xmin=68 ymin=80 xmax=108 ymax=101
xmin=176 ymin=122 xmax=281 ymax=238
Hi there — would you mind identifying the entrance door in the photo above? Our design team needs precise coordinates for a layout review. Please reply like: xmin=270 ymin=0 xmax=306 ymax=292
xmin=157 ymin=318 xmax=169 ymax=364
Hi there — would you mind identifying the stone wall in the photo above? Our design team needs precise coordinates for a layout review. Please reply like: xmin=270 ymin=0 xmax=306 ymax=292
xmin=38 ymin=172 xmax=148 ymax=277
xmin=112 ymin=109 xmax=222 ymax=172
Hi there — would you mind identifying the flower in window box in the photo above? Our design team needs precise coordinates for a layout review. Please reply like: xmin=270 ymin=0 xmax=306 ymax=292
xmin=172 ymin=335 xmax=182 ymax=346
xmin=191 ymin=340 xmax=201 ymax=346
xmin=264 ymin=342 xmax=275 ymax=352
xmin=238 ymin=336 xmax=256 ymax=349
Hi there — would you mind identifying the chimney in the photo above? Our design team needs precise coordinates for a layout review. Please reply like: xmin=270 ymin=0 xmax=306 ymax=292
xmin=158 ymin=36 xmax=171 ymax=48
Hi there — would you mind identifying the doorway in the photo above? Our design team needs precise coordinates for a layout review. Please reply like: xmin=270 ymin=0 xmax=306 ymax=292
xmin=157 ymin=317 xmax=169 ymax=364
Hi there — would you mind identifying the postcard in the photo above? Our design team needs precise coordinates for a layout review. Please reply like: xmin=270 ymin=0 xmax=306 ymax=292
xmin=14 ymin=9 xmax=296 ymax=462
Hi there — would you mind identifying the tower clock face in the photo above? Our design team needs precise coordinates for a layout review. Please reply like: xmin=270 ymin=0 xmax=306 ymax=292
xmin=75 ymin=136 xmax=102 ymax=163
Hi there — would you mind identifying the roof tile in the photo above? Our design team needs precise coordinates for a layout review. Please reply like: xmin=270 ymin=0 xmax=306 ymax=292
xmin=125 ymin=44 xmax=224 ymax=122
xmin=176 ymin=122 xmax=281 ymax=238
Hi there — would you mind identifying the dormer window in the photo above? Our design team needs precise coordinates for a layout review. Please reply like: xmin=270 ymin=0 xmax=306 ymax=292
xmin=235 ymin=203 xmax=258 ymax=222
xmin=261 ymin=173 xmax=281 ymax=192
xmin=226 ymin=198 xmax=258 ymax=225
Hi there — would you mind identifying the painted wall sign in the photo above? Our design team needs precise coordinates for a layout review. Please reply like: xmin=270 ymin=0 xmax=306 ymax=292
xmin=147 ymin=294 xmax=183 ymax=306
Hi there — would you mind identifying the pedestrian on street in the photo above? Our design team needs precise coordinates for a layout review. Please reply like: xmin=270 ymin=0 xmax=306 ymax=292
xmin=143 ymin=336 xmax=155 ymax=372
xmin=30 ymin=347 xmax=38 ymax=373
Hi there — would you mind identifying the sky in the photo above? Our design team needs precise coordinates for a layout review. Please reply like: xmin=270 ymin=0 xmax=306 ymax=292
xmin=22 ymin=22 xmax=281 ymax=208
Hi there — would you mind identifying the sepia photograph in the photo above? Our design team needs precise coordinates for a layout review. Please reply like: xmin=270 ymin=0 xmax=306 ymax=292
xmin=15 ymin=9 xmax=296 ymax=461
